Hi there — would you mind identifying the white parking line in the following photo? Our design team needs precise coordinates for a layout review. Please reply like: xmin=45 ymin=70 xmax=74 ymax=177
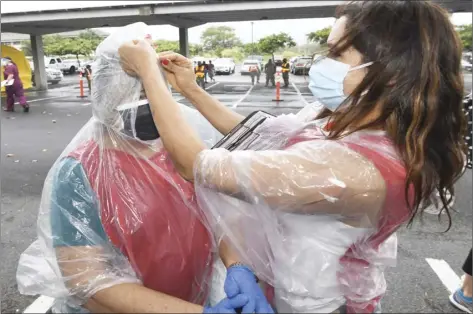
xmin=426 ymin=258 xmax=461 ymax=294
xmin=221 ymin=84 xmax=251 ymax=87
xmin=205 ymin=82 xmax=220 ymax=90
xmin=23 ymin=295 xmax=54 ymax=313
xmin=291 ymin=82 xmax=309 ymax=106
xmin=232 ymin=85 xmax=254 ymax=109
xmin=15 ymin=95 xmax=71 ymax=105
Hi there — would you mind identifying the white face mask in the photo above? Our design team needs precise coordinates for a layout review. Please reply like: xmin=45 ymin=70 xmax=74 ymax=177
xmin=308 ymin=57 xmax=373 ymax=111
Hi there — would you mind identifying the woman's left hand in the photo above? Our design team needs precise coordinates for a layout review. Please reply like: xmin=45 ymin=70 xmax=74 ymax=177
xmin=118 ymin=39 xmax=159 ymax=77
xmin=225 ymin=265 xmax=275 ymax=314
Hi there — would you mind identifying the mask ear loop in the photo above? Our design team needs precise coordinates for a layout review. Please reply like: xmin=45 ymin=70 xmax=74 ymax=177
xmin=348 ymin=62 xmax=374 ymax=98
xmin=349 ymin=61 xmax=374 ymax=72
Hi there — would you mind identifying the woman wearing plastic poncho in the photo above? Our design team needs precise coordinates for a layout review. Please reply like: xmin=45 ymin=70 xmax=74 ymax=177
xmin=15 ymin=23 xmax=265 ymax=313
xmin=117 ymin=1 xmax=466 ymax=314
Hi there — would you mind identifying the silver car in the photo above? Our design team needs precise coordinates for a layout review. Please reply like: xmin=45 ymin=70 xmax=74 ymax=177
xmin=291 ymin=57 xmax=313 ymax=75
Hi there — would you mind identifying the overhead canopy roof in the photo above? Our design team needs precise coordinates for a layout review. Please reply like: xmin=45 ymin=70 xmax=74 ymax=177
xmin=1 ymin=0 xmax=471 ymax=35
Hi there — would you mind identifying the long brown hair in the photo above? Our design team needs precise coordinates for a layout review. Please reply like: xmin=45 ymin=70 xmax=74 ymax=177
xmin=323 ymin=1 xmax=467 ymax=229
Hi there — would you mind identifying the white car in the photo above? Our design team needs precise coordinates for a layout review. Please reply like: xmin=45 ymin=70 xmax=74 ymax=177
xmin=45 ymin=57 xmax=81 ymax=74
xmin=291 ymin=56 xmax=313 ymax=75
xmin=240 ymin=60 xmax=261 ymax=75
xmin=30 ymin=61 xmax=63 ymax=85
xmin=213 ymin=58 xmax=236 ymax=75
xmin=462 ymin=59 xmax=472 ymax=72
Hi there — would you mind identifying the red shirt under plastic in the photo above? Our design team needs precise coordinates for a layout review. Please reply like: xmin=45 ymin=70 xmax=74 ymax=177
xmin=68 ymin=141 xmax=213 ymax=304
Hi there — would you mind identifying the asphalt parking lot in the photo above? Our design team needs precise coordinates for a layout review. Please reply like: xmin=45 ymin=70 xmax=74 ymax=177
xmin=1 ymin=69 xmax=472 ymax=313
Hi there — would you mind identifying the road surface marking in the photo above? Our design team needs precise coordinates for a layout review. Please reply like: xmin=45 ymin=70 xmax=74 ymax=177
xmin=14 ymin=95 xmax=70 ymax=105
xmin=205 ymin=82 xmax=220 ymax=90
xmin=232 ymin=85 xmax=254 ymax=109
xmin=221 ymin=84 xmax=252 ymax=87
xmin=426 ymin=258 xmax=461 ymax=294
xmin=24 ymin=295 xmax=54 ymax=313
xmin=291 ymin=82 xmax=309 ymax=106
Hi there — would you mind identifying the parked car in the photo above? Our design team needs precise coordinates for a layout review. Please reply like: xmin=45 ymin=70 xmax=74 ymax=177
xmin=45 ymin=57 xmax=80 ymax=74
xmin=273 ymin=55 xmax=283 ymax=66
xmin=213 ymin=58 xmax=236 ymax=75
xmin=291 ymin=56 xmax=313 ymax=75
xmin=31 ymin=68 xmax=64 ymax=85
xmin=30 ymin=61 xmax=63 ymax=85
xmin=463 ymin=92 xmax=472 ymax=169
xmin=247 ymin=55 xmax=264 ymax=63
xmin=462 ymin=59 xmax=472 ymax=72
xmin=240 ymin=59 xmax=261 ymax=75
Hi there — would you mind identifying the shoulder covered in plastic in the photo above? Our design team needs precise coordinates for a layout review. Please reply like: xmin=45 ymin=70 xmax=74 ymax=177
xmin=195 ymin=133 xmax=386 ymax=217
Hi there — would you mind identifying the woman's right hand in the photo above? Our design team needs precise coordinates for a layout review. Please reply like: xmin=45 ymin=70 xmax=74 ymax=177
xmin=158 ymin=51 xmax=198 ymax=95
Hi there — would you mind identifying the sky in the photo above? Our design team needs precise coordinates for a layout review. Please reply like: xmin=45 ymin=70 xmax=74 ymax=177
xmin=1 ymin=0 xmax=472 ymax=45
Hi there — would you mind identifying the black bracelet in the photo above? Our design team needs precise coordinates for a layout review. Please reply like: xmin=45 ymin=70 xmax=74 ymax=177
xmin=228 ymin=262 xmax=260 ymax=283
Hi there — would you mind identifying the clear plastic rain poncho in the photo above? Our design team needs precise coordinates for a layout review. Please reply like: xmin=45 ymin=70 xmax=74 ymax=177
xmin=16 ymin=22 xmax=223 ymax=313
xmin=194 ymin=104 xmax=414 ymax=313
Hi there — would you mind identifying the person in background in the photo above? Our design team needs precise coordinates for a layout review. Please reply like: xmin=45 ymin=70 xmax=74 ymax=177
xmin=264 ymin=59 xmax=276 ymax=87
xmin=256 ymin=62 xmax=261 ymax=84
xmin=84 ymin=64 xmax=92 ymax=93
xmin=195 ymin=61 xmax=206 ymax=89
xmin=3 ymin=56 xmax=29 ymax=113
xmin=203 ymin=61 xmax=208 ymax=83
xmin=281 ymin=58 xmax=290 ymax=88
xmin=450 ymin=249 xmax=472 ymax=313
xmin=249 ymin=63 xmax=260 ymax=86
xmin=208 ymin=60 xmax=216 ymax=83
xmin=464 ymin=93 xmax=472 ymax=169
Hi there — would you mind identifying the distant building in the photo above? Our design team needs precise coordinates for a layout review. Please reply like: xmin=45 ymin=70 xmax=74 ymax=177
xmin=1 ymin=29 xmax=109 ymax=50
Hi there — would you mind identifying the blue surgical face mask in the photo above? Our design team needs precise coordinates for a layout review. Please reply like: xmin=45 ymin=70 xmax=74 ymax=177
xmin=308 ymin=57 xmax=373 ymax=111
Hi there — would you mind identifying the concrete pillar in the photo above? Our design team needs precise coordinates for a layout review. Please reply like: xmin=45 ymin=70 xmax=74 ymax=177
xmin=30 ymin=35 xmax=48 ymax=90
xmin=179 ymin=27 xmax=189 ymax=57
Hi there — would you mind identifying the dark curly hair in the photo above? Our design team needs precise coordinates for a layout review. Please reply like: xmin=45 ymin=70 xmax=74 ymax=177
xmin=322 ymin=0 xmax=467 ymax=230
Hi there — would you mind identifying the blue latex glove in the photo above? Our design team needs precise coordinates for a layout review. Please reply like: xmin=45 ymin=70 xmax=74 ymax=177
xmin=225 ymin=264 xmax=275 ymax=314
xmin=203 ymin=295 xmax=249 ymax=314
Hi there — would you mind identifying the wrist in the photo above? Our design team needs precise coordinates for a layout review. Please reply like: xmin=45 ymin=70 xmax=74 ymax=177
xmin=140 ymin=63 xmax=161 ymax=84
xmin=182 ymin=83 xmax=204 ymax=99
xmin=228 ymin=262 xmax=259 ymax=283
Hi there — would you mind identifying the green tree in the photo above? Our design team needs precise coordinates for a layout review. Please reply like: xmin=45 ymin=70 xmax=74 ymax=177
xmin=42 ymin=35 xmax=68 ymax=56
xmin=21 ymin=41 xmax=32 ymax=56
xmin=307 ymin=27 xmax=332 ymax=45
xmin=457 ymin=24 xmax=472 ymax=51
xmin=201 ymin=26 xmax=242 ymax=57
xmin=152 ymin=40 xmax=202 ymax=57
xmin=257 ymin=33 xmax=296 ymax=59
xmin=41 ymin=30 xmax=103 ymax=60
xmin=154 ymin=40 xmax=180 ymax=53
xmin=242 ymin=43 xmax=261 ymax=56
xmin=189 ymin=44 xmax=203 ymax=57
xmin=221 ymin=47 xmax=245 ymax=62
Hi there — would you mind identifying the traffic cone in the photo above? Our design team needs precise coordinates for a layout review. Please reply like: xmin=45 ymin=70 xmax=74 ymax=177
xmin=77 ymin=73 xmax=87 ymax=98
xmin=272 ymin=72 xmax=284 ymax=103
